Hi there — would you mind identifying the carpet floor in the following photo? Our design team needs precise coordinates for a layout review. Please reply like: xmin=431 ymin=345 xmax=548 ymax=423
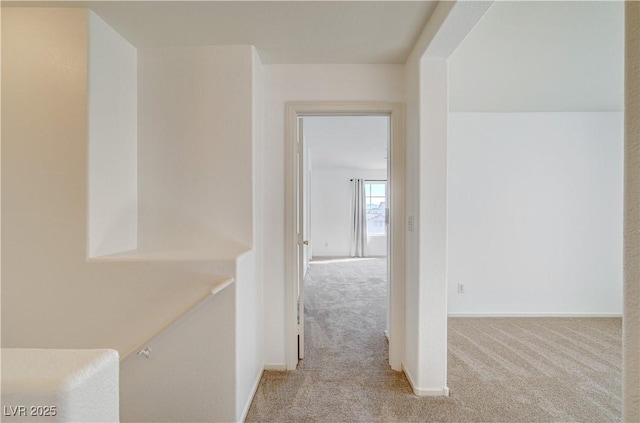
xmin=246 ymin=257 xmax=622 ymax=422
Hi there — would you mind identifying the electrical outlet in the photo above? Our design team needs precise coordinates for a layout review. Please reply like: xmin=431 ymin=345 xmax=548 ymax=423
xmin=324 ymin=242 xmax=328 ymax=247
xmin=408 ymin=215 xmax=414 ymax=232
xmin=457 ymin=284 xmax=465 ymax=294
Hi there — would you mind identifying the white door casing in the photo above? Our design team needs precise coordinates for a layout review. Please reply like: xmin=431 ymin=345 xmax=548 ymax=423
xmin=284 ymin=101 xmax=405 ymax=371
xmin=297 ymin=117 xmax=306 ymax=360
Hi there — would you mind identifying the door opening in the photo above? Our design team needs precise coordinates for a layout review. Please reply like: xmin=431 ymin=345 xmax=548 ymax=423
xmin=299 ymin=115 xmax=390 ymax=362
xmin=285 ymin=102 xmax=405 ymax=372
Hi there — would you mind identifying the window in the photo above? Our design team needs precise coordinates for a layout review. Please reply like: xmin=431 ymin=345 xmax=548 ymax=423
xmin=365 ymin=181 xmax=387 ymax=235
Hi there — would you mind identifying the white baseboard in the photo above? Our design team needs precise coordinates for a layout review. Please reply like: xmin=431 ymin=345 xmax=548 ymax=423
xmin=239 ymin=368 xmax=263 ymax=423
xmin=263 ymin=363 xmax=287 ymax=371
xmin=448 ymin=312 xmax=622 ymax=318
xmin=401 ymin=363 xmax=450 ymax=397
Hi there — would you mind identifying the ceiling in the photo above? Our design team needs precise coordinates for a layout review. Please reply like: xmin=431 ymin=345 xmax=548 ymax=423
xmin=449 ymin=1 xmax=624 ymax=112
xmin=7 ymin=1 xmax=622 ymax=108
xmin=7 ymin=1 xmax=438 ymax=64
xmin=305 ymin=116 xmax=389 ymax=171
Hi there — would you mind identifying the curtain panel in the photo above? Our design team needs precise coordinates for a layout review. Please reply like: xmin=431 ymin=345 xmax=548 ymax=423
xmin=350 ymin=178 xmax=367 ymax=257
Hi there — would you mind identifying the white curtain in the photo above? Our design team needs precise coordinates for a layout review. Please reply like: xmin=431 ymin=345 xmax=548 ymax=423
xmin=350 ymin=178 xmax=367 ymax=257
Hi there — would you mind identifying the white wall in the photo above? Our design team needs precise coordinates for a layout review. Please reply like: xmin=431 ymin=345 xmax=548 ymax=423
xmin=3 ymin=9 xmax=263 ymax=422
xmin=403 ymin=55 xmax=450 ymax=395
xmin=135 ymin=44 xmax=265 ymax=421
xmin=1 ymin=6 xmax=236 ymax=354
xmin=448 ymin=1 xmax=624 ymax=113
xmin=120 ymin=285 xmax=236 ymax=423
xmin=304 ymin=136 xmax=311 ymax=268
xmin=262 ymin=64 xmax=404 ymax=367
xmin=235 ymin=252 xmax=261 ymax=420
xmin=236 ymin=47 xmax=264 ymax=422
xmin=2 ymin=7 xmax=103 ymax=349
xmin=311 ymin=168 xmax=387 ymax=257
xmin=418 ymin=58 xmax=449 ymax=395
xmin=404 ymin=56 xmax=421 ymax=387
xmin=448 ymin=112 xmax=623 ymax=315
xmin=402 ymin=0 xmax=493 ymax=396
xmin=88 ymin=11 xmax=138 ymax=258
xmin=446 ymin=0 xmax=624 ymax=318
xmin=137 ymin=45 xmax=254 ymax=253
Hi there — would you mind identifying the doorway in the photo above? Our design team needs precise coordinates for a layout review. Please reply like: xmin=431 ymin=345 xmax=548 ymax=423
xmin=301 ymin=116 xmax=389 ymax=360
xmin=284 ymin=102 xmax=405 ymax=371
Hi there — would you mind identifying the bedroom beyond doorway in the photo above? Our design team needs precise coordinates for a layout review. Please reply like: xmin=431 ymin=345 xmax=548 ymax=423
xmin=299 ymin=115 xmax=391 ymax=361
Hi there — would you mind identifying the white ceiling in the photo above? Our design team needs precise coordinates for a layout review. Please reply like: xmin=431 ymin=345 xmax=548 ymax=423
xmin=7 ymin=1 xmax=622 ymax=108
xmin=304 ymin=116 xmax=389 ymax=171
xmin=448 ymin=1 xmax=624 ymax=112
xmin=11 ymin=1 xmax=438 ymax=64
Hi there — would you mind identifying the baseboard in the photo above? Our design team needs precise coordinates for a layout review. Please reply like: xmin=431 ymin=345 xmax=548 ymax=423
xmin=263 ymin=363 xmax=287 ymax=371
xmin=401 ymin=363 xmax=450 ymax=397
xmin=238 ymin=368 xmax=263 ymax=423
xmin=448 ymin=312 xmax=622 ymax=318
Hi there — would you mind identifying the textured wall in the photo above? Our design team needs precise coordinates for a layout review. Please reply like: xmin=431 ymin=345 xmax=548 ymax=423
xmin=624 ymin=2 xmax=640 ymax=421
xmin=2 ymin=349 xmax=119 ymax=423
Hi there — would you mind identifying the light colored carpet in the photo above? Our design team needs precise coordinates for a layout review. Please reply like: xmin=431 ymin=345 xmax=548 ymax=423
xmin=246 ymin=257 xmax=622 ymax=422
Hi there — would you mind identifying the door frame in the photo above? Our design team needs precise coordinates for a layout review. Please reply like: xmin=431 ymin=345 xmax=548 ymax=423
xmin=284 ymin=101 xmax=405 ymax=371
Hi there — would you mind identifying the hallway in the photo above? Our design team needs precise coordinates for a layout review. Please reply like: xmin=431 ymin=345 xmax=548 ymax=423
xmin=247 ymin=257 xmax=411 ymax=421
